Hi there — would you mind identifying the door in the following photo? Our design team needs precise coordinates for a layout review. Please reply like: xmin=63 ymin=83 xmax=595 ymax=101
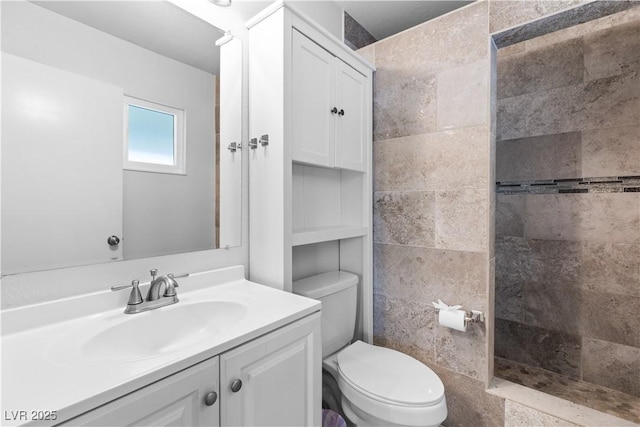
xmin=220 ymin=314 xmax=321 ymax=426
xmin=291 ymin=29 xmax=335 ymax=168
xmin=64 ymin=357 xmax=220 ymax=426
xmin=334 ymin=59 xmax=366 ymax=172
xmin=1 ymin=53 xmax=123 ymax=273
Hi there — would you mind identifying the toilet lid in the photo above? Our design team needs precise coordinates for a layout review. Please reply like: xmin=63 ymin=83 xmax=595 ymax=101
xmin=337 ymin=341 xmax=444 ymax=406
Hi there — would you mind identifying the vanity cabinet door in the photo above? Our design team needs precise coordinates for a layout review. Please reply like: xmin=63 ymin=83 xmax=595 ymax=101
xmin=64 ymin=357 xmax=220 ymax=427
xmin=220 ymin=313 xmax=321 ymax=426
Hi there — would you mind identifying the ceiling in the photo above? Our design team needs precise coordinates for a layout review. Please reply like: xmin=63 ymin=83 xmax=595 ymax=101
xmin=32 ymin=0 xmax=472 ymax=75
xmin=229 ymin=0 xmax=474 ymax=41
xmin=33 ymin=1 xmax=224 ymax=74
xmin=335 ymin=0 xmax=473 ymax=40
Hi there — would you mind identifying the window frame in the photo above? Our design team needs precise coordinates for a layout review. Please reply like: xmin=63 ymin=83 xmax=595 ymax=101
xmin=123 ymin=96 xmax=186 ymax=175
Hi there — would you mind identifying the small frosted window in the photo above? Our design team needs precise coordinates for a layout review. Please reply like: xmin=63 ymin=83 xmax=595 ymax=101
xmin=127 ymin=105 xmax=175 ymax=165
xmin=124 ymin=96 xmax=185 ymax=174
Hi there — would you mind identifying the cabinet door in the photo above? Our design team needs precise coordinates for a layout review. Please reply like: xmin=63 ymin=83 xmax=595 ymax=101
xmin=65 ymin=358 xmax=220 ymax=426
xmin=292 ymin=30 xmax=336 ymax=168
xmin=1 ymin=53 xmax=123 ymax=273
xmin=220 ymin=314 xmax=321 ymax=426
xmin=334 ymin=59 xmax=367 ymax=172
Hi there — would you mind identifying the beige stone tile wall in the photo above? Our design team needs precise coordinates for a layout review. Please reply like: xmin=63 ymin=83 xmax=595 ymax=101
xmin=494 ymin=9 xmax=640 ymax=399
xmin=489 ymin=0 xmax=592 ymax=34
xmin=359 ymin=1 xmax=639 ymax=425
xmin=504 ymin=400 xmax=580 ymax=427
xmin=343 ymin=11 xmax=376 ymax=51
xmin=521 ymin=4 xmax=640 ymax=51
xmin=364 ymin=2 xmax=501 ymax=425
xmin=496 ymin=14 xmax=640 ymax=179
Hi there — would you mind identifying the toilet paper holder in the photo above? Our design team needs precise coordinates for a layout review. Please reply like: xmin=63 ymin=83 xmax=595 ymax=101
xmin=432 ymin=299 xmax=485 ymax=326
xmin=464 ymin=310 xmax=485 ymax=325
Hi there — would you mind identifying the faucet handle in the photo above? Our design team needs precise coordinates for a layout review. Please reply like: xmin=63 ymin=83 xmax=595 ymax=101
xmin=166 ymin=274 xmax=179 ymax=290
xmin=167 ymin=272 xmax=189 ymax=283
xmin=163 ymin=273 xmax=188 ymax=297
xmin=111 ymin=280 xmax=143 ymax=306
xmin=110 ymin=282 xmax=133 ymax=291
xmin=127 ymin=280 xmax=143 ymax=305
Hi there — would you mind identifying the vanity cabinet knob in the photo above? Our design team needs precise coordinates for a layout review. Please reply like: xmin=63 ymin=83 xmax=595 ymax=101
xmin=204 ymin=391 xmax=218 ymax=406
xmin=230 ymin=379 xmax=242 ymax=393
xmin=331 ymin=107 xmax=338 ymax=114
xmin=107 ymin=235 xmax=120 ymax=246
xmin=338 ymin=109 xmax=345 ymax=116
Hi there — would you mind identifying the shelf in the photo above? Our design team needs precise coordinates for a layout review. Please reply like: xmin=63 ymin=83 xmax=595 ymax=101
xmin=292 ymin=160 xmax=366 ymax=174
xmin=292 ymin=225 xmax=367 ymax=246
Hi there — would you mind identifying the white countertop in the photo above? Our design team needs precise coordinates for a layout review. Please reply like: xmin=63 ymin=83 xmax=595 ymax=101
xmin=1 ymin=266 xmax=320 ymax=426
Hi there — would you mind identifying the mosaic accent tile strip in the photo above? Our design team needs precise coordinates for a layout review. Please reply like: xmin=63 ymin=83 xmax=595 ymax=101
xmin=497 ymin=176 xmax=640 ymax=194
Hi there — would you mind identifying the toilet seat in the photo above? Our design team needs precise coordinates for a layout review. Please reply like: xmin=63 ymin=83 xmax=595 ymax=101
xmin=336 ymin=341 xmax=446 ymax=426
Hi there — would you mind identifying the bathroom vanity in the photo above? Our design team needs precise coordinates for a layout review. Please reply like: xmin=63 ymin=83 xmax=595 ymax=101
xmin=1 ymin=266 xmax=321 ymax=426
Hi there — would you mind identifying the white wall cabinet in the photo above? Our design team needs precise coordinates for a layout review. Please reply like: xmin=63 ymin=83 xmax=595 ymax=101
xmin=65 ymin=314 xmax=321 ymax=427
xmin=334 ymin=59 xmax=367 ymax=171
xmin=247 ymin=3 xmax=374 ymax=342
xmin=291 ymin=30 xmax=366 ymax=172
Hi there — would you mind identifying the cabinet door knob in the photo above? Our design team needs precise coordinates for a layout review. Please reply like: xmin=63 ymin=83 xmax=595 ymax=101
xmin=338 ymin=109 xmax=345 ymax=116
xmin=331 ymin=107 xmax=338 ymax=114
xmin=204 ymin=391 xmax=218 ymax=406
xmin=230 ymin=379 xmax=243 ymax=393
xmin=107 ymin=235 xmax=120 ymax=246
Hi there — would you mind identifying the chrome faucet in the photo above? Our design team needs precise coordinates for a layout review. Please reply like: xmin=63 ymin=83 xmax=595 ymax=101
xmin=111 ymin=269 xmax=189 ymax=314
xmin=147 ymin=269 xmax=179 ymax=301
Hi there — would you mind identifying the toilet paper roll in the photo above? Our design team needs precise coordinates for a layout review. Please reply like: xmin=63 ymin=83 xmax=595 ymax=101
xmin=438 ymin=309 xmax=467 ymax=332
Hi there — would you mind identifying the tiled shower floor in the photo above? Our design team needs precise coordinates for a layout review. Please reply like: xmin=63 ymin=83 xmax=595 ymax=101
xmin=495 ymin=357 xmax=640 ymax=424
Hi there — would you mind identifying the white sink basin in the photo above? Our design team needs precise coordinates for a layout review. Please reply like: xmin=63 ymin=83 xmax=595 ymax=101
xmin=50 ymin=300 xmax=247 ymax=364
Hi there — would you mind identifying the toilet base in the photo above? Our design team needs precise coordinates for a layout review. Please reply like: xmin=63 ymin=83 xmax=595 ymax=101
xmin=342 ymin=397 xmax=442 ymax=427
xmin=322 ymin=370 xmax=344 ymax=416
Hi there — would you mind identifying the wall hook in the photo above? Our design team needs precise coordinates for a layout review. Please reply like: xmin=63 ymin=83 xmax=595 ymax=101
xmin=227 ymin=142 xmax=241 ymax=153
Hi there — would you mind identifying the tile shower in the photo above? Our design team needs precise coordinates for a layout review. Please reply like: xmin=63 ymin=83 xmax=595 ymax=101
xmin=362 ymin=1 xmax=640 ymax=424
xmin=494 ymin=9 xmax=640 ymax=424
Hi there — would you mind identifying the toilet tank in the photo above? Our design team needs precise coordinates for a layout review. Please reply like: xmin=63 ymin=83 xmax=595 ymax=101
xmin=293 ymin=271 xmax=358 ymax=358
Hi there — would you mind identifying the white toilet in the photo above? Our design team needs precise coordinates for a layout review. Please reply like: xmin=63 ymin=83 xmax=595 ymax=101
xmin=293 ymin=271 xmax=447 ymax=427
